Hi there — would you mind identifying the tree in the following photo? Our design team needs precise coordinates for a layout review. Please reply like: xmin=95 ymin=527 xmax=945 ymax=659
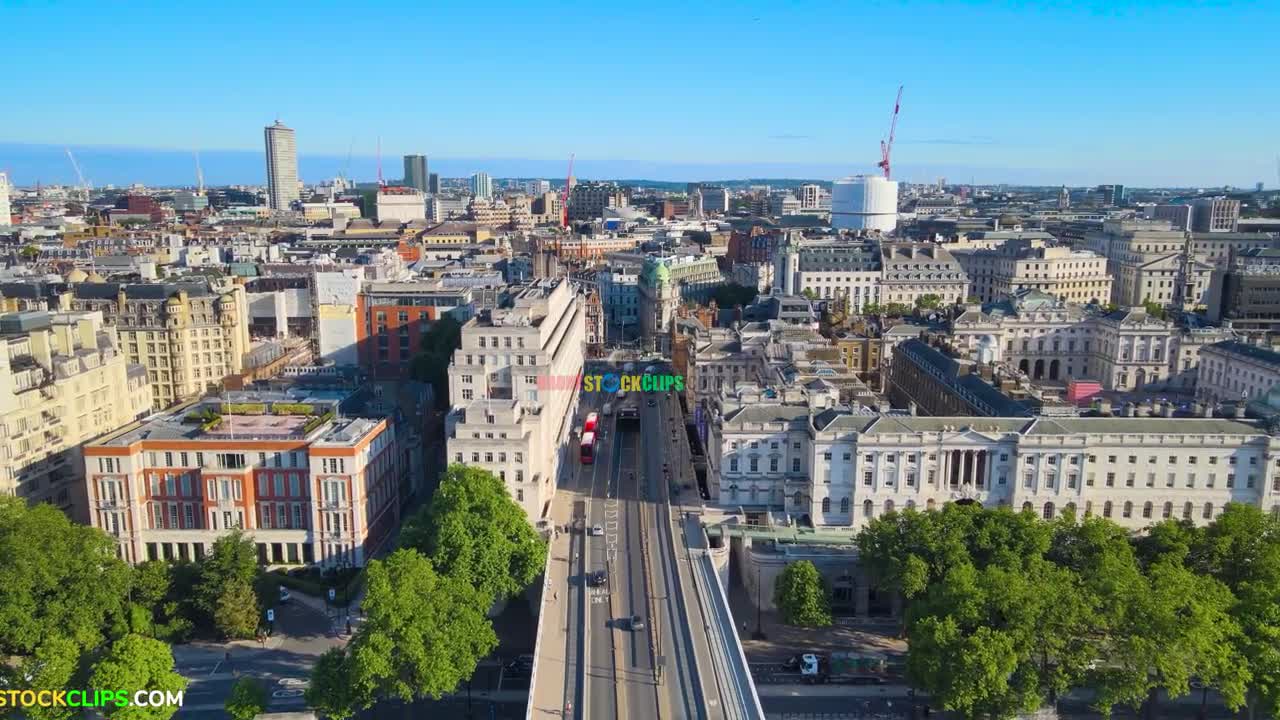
xmin=860 ymin=301 xmax=883 ymax=316
xmin=773 ymin=560 xmax=831 ymax=627
xmin=402 ymin=464 xmax=547 ymax=605
xmin=214 ymin=578 xmax=261 ymax=641
xmin=347 ymin=549 xmax=497 ymax=702
xmin=89 ymin=634 xmax=187 ymax=720
xmin=884 ymin=302 xmax=912 ymax=318
xmin=225 ymin=677 xmax=268 ymax=720
xmin=709 ymin=283 xmax=757 ymax=309
xmin=306 ymin=648 xmax=364 ymax=720
xmin=915 ymin=294 xmax=943 ymax=311
xmin=18 ymin=636 xmax=82 ymax=720
xmin=19 ymin=245 xmax=40 ymax=262
xmin=0 ymin=497 xmax=132 ymax=658
xmin=194 ymin=530 xmax=259 ymax=625
xmin=409 ymin=315 xmax=463 ymax=409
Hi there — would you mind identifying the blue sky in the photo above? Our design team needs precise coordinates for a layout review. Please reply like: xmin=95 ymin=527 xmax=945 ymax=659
xmin=2 ymin=0 xmax=1277 ymax=186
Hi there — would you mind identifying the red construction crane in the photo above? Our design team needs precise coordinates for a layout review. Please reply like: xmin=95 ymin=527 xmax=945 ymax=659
xmin=877 ymin=85 xmax=903 ymax=180
xmin=561 ymin=153 xmax=575 ymax=228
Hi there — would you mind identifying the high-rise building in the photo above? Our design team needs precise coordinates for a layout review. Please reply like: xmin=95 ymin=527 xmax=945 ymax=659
xmin=799 ymin=183 xmax=823 ymax=210
xmin=0 ymin=311 xmax=153 ymax=522
xmin=568 ymin=181 xmax=626 ymax=221
xmin=428 ymin=173 xmax=441 ymax=195
xmin=699 ymin=186 xmax=729 ymax=215
xmin=263 ymin=120 xmax=299 ymax=211
xmin=445 ymin=279 xmax=585 ymax=522
xmin=403 ymin=154 xmax=428 ymax=192
xmin=0 ymin=172 xmax=11 ymax=226
xmin=525 ymin=179 xmax=551 ymax=196
xmin=470 ymin=172 xmax=493 ymax=200
xmin=1097 ymin=184 xmax=1125 ymax=207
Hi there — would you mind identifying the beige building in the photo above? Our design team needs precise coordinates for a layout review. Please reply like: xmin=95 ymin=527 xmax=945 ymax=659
xmin=65 ymin=282 xmax=250 ymax=410
xmin=951 ymin=239 xmax=1111 ymax=304
xmin=446 ymin=279 xmax=585 ymax=521
xmin=0 ymin=311 xmax=152 ymax=522
xmin=1197 ymin=341 xmax=1280 ymax=405
xmin=879 ymin=242 xmax=970 ymax=307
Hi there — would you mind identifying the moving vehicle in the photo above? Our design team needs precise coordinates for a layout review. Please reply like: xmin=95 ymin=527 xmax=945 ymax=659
xmin=799 ymin=652 xmax=888 ymax=685
xmin=602 ymin=402 xmax=613 ymax=416
xmin=583 ymin=412 xmax=599 ymax=435
xmin=590 ymin=570 xmax=607 ymax=586
xmin=580 ymin=432 xmax=596 ymax=465
xmin=629 ymin=615 xmax=645 ymax=631
xmin=589 ymin=524 xmax=603 ymax=536
xmin=647 ymin=398 xmax=657 ymax=407
xmin=616 ymin=389 xmax=626 ymax=401
xmin=505 ymin=655 xmax=534 ymax=678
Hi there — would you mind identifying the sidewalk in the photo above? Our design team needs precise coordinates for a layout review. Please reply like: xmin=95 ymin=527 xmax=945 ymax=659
xmin=289 ymin=585 xmax=365 ymax=638
xmin=526 ymin=483 xmax=577 ymax=719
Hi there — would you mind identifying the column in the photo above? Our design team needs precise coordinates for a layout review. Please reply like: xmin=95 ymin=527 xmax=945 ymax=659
xmin=964 ymin=450 xmax=974 ymax=485
xmin=951 ymin=449 xmax=962 ymax=486
xmin=975 ymin=451 xmax=986 ymax=488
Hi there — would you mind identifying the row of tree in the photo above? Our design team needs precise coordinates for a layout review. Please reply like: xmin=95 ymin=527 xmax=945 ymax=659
xmin=304 ymin=464 xmax=548 ymax=718
xmin=845 ymin=502 xmax=1280 ymax=719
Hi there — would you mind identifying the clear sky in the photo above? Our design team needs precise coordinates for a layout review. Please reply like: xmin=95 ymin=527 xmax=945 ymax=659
xmin=3 ymin=0 xmax=1277 ymax=186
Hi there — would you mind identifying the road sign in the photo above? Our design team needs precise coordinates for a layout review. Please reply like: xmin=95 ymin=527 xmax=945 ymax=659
xmin=266 ymin=609 xmax=275 ymax=623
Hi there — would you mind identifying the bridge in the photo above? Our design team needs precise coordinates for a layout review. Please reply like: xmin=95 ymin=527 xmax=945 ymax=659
xmin=526 ymin=366 xmax=764 ymax=719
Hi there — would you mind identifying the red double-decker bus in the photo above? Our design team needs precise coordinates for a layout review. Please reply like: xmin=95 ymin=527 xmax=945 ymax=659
xmin=580 ymin=431 xmax=597 ymax=465
xmin=583 ymin=412 xmax=599 ymax=435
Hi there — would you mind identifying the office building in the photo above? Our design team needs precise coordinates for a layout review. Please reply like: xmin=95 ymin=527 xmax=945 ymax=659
xmin=773 ymin=236 xmax=882 ymax=309
xmin=569 ymin=181 xmax=626 ymax=221
xmin=470 ymin=172 xmax=493 ymax=200
xmin=403 ymin=155 xmax=428 ymax=192
xmin=715 ymin=395 xmax=1280 ymax=530
xmin=597 ymin=269 xmax=640 ymax=339
xmin=65 ymin=281 xmax=250 ymax=410
xmin=1192 ymin=197 xmax=1241 ymax=233
xmin=173 ymin=191 xmax=209 ymax=213
xmin=445 ymin=279 xmax=585 ymax=522
xmin=1209 ymin=248 xmax=1280 ymax=338
xmin=1197 ymin=341 xmax=1280 ymax=405
xmin=375 ymin=187 xmax=426 ymax=223
xmin=799 ymin=183 xmax=823 ymax=211
xmin=356 ymin=282 xmax=473 ymax=379
xmin=832 ymin=175 xmax=898 ymax=232
xmin=428 ymin=173 xmax=441 ymax=195
xmin=950 ymin=238 xmax=1111 ymax=304
xmin=1151 ymin=204 xmax=1193 ymax=231
xmin=699 ymin=186 xmax=730 ymax=215
xmin=1098 ymin=184 xmax=1125 ymax=206
xmin=525 ymin=179 xmax=551 ymax=196
xmin=264 ymin=120 xmax=300 ymax=211
xmin=0 ymin=172 xmax=11 ymax=226
xmin=0 ymin=311 xmax=153 ymax=522
xmin=84 ymin=390 xmax=406 ymax=567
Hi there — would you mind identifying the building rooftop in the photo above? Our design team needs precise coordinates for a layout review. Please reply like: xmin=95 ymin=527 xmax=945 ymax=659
xmin=1207 ymin=340 xmax=1280 ymax=367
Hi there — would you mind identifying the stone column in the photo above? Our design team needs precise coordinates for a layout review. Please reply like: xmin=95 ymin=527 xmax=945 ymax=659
xmin=975 ymin=450 xmax=986 ymax=488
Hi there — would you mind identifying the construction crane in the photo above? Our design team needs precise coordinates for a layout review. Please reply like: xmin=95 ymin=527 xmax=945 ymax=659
xmin=376 ymin=136 xmax=385 ymax=187
xmin=877 ymin=85 xmax=904 ymax=180
xmin=561 ymin=153 xmax=575 ymax=228
xmin=193 ymin=151 xmax=204 ymax=194
xmin=65 ymin=147 xmax=90 ymax=200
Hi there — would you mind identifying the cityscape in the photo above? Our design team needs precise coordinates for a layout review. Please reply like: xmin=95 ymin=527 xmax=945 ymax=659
xmin=4 ymin=3 xmax=1280 ymax=720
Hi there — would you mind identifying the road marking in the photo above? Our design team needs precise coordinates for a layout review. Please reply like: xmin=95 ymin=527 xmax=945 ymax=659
xmin=273 ymin=689 xmax=305 ymax=699
xmin=278 ymin=678 xmax=308 ymax=687
xmin=208 ymin=661 xmax=222 ymax=677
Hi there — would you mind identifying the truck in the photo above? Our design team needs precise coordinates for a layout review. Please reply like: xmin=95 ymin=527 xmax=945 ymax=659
xmin=799 ymin=651 xmax=888 ymax=685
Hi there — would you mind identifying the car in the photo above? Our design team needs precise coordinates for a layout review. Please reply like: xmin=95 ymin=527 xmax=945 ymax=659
xmin=781 ymin=655 xmax=802 ymax=672
xmin=647 ymin=398 xmax=656 ymax=407
xmin=505 ymin=655 xmax=534 ymax=677
xmin=590 ymin=570 xmax=608 ymax=587
xmin=629 ymin=615 xmax=645 ymax=631
xmin=590 ymin=525 xmax=603 ymax=536
xmin=278 ymin=587 xmax=292 ymax=604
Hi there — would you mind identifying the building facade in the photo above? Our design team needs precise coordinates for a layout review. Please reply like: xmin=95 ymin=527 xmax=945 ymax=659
xmin=1197 ymin=341 xmax=1280 ymax=405
xmin=951 ymin=240 xmax=1111 ymax=305
xmin=84 ymin=391 xmax=405 ymax=567
xmin=470 ymin=172 xmax=493 ymax=200
xmin=879 ymin=242 xmax=970 ymax=307
xmin=445 ymin=279 xmax=584 ymax=521
xmin=355 ymin=282 xmax=473 ymax=380
xmin=403 ymin=155 xmax=428 ymax=192
xmin=568 ymin=182 xmax=626 ymax=222
xmin=264 ymin=120 xmax=300 ymax=211
xmin=639 ymin=255 xmax=725 ymax=343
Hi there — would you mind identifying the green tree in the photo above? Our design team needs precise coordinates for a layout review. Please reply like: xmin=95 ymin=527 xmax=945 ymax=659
xmin=348 ymin=549 xmax=497 ymax=702
xmin=409 ymin=315 xmax=463 ymax=409
xmin=306 ymin=648 xmax=364 ymax=720
xmin=915 ymin=294 xmax=943 ymax=310
xmin=884 ymin=302 xmax=912 ymax=318
xmin=402 ymin=464 xmax=547 ymax=605
xmin=860 ymin=301 xmax=883 ymax=316
xmin=19 ymin=245 xmax=40 ymax=262
xmin=709 ymin=283 xmax=757 ymax=309
xmin=773 ymin=560 xmax=831 ymax=627
xmin=0 ymin=497 xmax=132 ymax=658
xmin=88 ymin=634 xmax=187 ymax=720
xmin=194 ymin=530 xmax=259 ymax=623
xmin=225 ymin=677 xmax=268 ymax=720
xmin=214 ymin=578 xmax=261 ymax=641
xmin=18 ymin=636 xmax=82 ymax=720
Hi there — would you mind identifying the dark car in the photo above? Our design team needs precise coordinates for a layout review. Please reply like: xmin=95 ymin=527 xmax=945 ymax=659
xmin=781 ymin=655 xmax=802 ymax=672
xmin=629 ymin=615 xmax=645 ymax=631
xmin=505 ymin=655 xmax=534 ymax=677
xmin=647 ymin=398 xmax=656 ymax=407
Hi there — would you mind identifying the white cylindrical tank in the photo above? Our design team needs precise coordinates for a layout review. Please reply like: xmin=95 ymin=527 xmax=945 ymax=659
xmin=831 ymin=175 xmax=899 ymax=232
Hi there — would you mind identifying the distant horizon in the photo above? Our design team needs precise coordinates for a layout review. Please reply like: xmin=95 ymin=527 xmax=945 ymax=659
xmin=1 ymin=142 xmax=1267 ymax=192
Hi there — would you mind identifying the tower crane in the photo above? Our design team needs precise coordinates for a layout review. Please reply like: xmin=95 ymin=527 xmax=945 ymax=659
xmin=876 ymin=85 xmax=903 ymax=180
xmin=65 ymin=147 xmax=90 ymax=199
xmin=194 ymin=151 xmax=205 ymax=194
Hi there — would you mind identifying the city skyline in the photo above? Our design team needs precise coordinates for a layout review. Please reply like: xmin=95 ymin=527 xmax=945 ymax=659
xmin=3 ymin=1 xmax=1278 ymax=187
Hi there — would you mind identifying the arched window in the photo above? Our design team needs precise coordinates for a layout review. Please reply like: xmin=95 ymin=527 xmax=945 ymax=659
xmin=1043 ymin=502 xmax=1055 ymax=519
xmin=1162 ymin=502 xmax=1173 ymax=519
xmin=1084 ymin=501 xmax=1093 ymax=516
xmin=1122 ymin=501 xmax=1133 ymax=518
xmin=863 ymin=499 xmax=874 ymax=518
xmin=1184 ymin=502 xmax=1194 ymax=519
xmin=840 ymin=497 xmax=850 ymax=514
xmin=905 ymin=499 xmax=916 ymax=511
xmin=1203 ymin=502 xmax=1214 ymax=519
xmin=793 ymin=491 xmax=803 ymax=508
xmin=1064 ymin=502 xmax=1077 ymax=516
xmin=1103 ymin=501 xmax=1113 ymax=518
xmin=1142 ymin=502 xmax=1153 ymax=519
xmin=1021 ymin=501 xmax=1033 ymax=513
xmin=884 ymin=499 xmax=895 ymax=514
xmin=822 ymin=497 xmax=831 ymax=513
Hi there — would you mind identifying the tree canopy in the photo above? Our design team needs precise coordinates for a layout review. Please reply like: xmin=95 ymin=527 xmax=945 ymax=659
xmin=88 ymin=634 xmax=187 ymax=720
xmin=773 ymin=560 xmax=831 ymax=627
xmin=409 ymin=315 xmax=463 ymax=409
xmin=225 ymin=677 xmax=268 ymax=720
xmin=401 ymin=464 xmax=547 ymax=605
xmin=709 ymin=283 xmax=758 ymax=309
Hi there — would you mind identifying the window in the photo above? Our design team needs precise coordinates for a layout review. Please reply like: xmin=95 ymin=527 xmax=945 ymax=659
xmin=822 ymin=452 xmax=832 ymax=461
xmin=1106 ymin=472 xmax=1115 ymax=487
xmin=907 ymin=472 xmax=916 ymax=487
xmin=1227 ymin=473 xmax=1236 ymax=488
xmin=1126 ymin=473 xmax=1135 ymax=488
xmin=792 ymin=458 xmax=801 ymax=473
xmin=1184 ymin=502 xmax=1194 ymax=520
xmin=1162 ymin=502 xmax=1173 ymax=519
xmin=729 ymin=458 xmax=739 ymax=472
xmin=1043 ymin=502 xmax=1055 ymax=519
xmin=1068 ymin=473 xmax=1078 ymax=489
xmin=863 ymin=499 xmax=874 ymax=518
xmin=749 ymin=458 xmax=758 ymax=472
xmin=1103 ymin=501 xmax=1113 ymax=518
xmin=770 ymin=457 xmax=779 ymax=473
xmin=863 ymin=471 xmax=873 ymax=486
xmin=1203 ymin=502 xmax=1214 ymax=519
xmin=822 ymin=497 xmax=831 ymax=513
xmin=1146 ymin=473 xmax=1155 ymax=488
xmin=1122 ymin=501 xmax=1133 ymax=518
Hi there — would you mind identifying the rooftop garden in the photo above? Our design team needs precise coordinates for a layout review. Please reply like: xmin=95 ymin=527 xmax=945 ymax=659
xmin=183 ymin=401 xmax=337 ymax=434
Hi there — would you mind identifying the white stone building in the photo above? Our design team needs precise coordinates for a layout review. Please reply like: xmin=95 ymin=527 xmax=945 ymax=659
xmin=445 ymin=279 xmax=585 ymax=521
xmin=1197 ymin=341 xmax=1280 ymax=405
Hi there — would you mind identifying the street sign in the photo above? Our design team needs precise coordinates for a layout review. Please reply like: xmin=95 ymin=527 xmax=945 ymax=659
xmin=266 ymin=609 xmax=275 ymax=623
xmin=328 ymin=588 xmax=336 ymax=602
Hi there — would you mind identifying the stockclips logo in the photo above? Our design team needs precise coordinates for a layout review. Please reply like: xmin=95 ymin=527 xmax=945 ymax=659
xmin=583 ymin=373 xmax=684 ymax=393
